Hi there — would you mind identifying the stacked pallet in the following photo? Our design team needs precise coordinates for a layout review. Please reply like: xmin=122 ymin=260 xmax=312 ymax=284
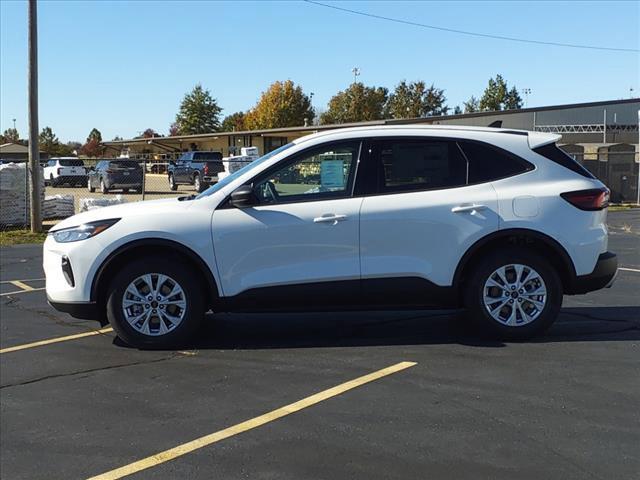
xmin=43 ymin=194 xmax=75 ymax=219
xmin=79 ymin=195 xmax=127 ymax=212
xmin=0 ymin=162 xmax=44 ymax=227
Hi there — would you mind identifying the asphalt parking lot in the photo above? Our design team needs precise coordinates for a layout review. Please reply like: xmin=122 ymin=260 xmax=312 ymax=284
xmin=1 ymin=210 xmax=638 ymax=480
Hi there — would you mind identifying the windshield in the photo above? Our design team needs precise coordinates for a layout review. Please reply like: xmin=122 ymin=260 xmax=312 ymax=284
xmin=196 ymin=143 xmax=295 ymax=198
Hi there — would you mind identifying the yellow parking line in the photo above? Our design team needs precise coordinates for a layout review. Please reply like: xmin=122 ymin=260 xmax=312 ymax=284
xmin=9 ymin=280 xmax=35 ymax=291
xmin=0 ymin=277 xmax=45 ymax=284
xmin=619 ymin=267 xmax=640 ymax=273
xmin=86 ymin=361 xmax=417 ymax=480
xmin=0 ymin=327 xmax=114 ymax=354
xmin=0 ymin=287 xmax=46 ymax=297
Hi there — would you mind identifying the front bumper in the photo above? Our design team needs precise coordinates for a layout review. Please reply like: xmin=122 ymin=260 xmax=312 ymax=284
xmin=569 ymin=252 xmax=618 ymax=294
xmin=48 ymin=298 xmax=103 ymax=322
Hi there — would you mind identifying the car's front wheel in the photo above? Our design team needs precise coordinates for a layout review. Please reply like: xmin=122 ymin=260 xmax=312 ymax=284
xmin=100 ymin=179 xmax=109 ymax=194
xmin=193 ymin=174 xmax=202 ymax=193
xmin=106 ymin=258 xmax=205 ymax=348
xmin=168 ymin=173 xmax=177 ymax=191
xmin=464 ymin=248 xmax=562 ymax=340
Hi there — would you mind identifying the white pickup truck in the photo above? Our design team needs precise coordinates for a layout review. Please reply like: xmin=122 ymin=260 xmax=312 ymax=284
xmin=44 ymin=157 xmax=87 ymax=187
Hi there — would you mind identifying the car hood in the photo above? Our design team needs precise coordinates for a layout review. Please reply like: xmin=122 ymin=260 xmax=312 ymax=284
xmin=50 ymin=197 xmax=190 ymax=231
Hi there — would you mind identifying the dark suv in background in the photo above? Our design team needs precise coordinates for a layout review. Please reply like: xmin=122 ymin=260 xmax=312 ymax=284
xmin=168 ymin=151 xmax=225 ymax=192
xmin=87 ymin=160 xmax=143 ymax=194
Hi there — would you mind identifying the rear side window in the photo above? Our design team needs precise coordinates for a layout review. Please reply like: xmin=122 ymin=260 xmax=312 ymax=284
xmin=111 ymin=161 xmax=140 ymax=169
xmin=459 ymin=141 xmax=532 ymax=183
xmin=378 ymin=140 xmax=466 ymax=192
xmin=193 ymin=152 xmax=222 ymax=161
xmin=533 ymin=143 xmax=595 ymax=179
xmin=59 ymin=159 xmax=84 ymax=167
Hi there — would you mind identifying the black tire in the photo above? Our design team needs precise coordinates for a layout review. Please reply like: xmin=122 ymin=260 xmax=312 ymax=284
xmin=100 ymin=178 xmax=109 ymax=194
xmin=49 ymin=174 xmax=57 ymax=187
xmin=193 ymin=174 xmax=204 ymax=193
xmin=168 ymin=173 xmax=177 ymax=191
xmin=106 ymin=257 xmax=205 ymax=349
xmin=463 ymin=247 xmax=562 ymax=341
xmin=88 ymin=177 xmax=95 ymax=193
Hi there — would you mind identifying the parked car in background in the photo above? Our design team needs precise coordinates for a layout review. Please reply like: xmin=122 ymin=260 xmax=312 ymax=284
xmin=87 ymin=159 xmax=142 ymax=194
xmin=168 ymin=151 xmax=225 ymax=192
xmin=44 ymin=157 xmax=86 ymax=187
xmin=45 ymin=125 xmax=617 ymax=348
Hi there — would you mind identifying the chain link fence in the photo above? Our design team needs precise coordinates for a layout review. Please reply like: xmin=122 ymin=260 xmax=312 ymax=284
xmin=1 ymin=149 xmax=639 ymax=231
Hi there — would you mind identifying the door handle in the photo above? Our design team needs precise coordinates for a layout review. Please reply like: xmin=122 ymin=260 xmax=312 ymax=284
xmin=313 ymin=214 xmax=347 ymax=224
xmin=451 ymin=204 xmax=487 ymax=213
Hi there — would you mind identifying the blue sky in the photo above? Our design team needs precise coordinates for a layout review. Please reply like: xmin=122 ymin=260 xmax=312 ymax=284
xmin=1 ymin=0 xmax=638 ymax=142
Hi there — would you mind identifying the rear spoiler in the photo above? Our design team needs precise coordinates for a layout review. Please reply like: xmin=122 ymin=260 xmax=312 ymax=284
xmin=528 ymin=131 xmax=562 ymax=150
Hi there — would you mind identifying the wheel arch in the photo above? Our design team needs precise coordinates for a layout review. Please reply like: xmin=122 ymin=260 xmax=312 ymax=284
xmin=91 ymin=238 xmax=219 ymax=310
xmin=453 ymin=228 xmax=577 ymax=295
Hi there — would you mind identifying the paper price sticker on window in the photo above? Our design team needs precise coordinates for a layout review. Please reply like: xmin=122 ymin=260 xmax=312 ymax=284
xmin=320 ymin=160 xmax=345 ymax=189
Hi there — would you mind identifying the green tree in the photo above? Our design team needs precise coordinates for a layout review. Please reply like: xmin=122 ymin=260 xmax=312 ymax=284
xmin=386 ymin=81 xmax=449 ymax=119
xmin=504 ymin=86 xmax=523 ymax=110
xmin=39 ymin=126 xmax=62 ymax=155
xmin=453 ymin=105 xmax=462 ymax=115
xmin=80 ymin=128 xmax=104 ymax=157
xmin=463 ymin=96 xmax=480 ymax=113
xmin=2 ymin=128 xmax=20 ymax=143
xmin=221 ymin=111 xmax=247 ymax=132
xmin=174 ymin=84 xmax=222 ymax=134
xmin=320 ymin=83 xmax=388 ymax=124
xmin=245 ymin=80 xmax=314 ymax=130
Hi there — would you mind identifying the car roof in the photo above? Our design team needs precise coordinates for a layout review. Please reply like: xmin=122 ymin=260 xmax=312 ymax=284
xmin=292 ymin=125 xmax=560 ymax=149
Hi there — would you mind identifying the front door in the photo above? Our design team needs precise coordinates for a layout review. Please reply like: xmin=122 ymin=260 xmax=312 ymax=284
xmin=212 ymin=140 xmax=363 ymax=308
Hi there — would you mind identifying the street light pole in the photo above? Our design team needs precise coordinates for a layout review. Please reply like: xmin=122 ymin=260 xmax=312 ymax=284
xmin=28 ymin=0 xmax=42 ymax=232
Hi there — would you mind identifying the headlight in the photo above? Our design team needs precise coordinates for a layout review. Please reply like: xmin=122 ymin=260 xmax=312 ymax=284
xmin=50 ymin=219 xmax=120 ymax=243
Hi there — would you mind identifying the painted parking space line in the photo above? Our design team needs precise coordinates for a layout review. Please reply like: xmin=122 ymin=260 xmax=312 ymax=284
xmin=9 ymin=280 xmax=35 ymax=291
xmin=0 ymin=277 xmax=46 ymax=284
xmin=86 ymin=361 xmax=417 ymax=480
xmin=0 ymin=327 xmax=114 ymax=354
xmin=618 ymin=267 xmax=640 ymax=273
xmin=0 ymin=287 xmax=46 ymax=297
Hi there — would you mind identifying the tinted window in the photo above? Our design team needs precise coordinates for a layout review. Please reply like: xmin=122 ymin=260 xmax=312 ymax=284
xmin=378 ymin=140 xmax=466 ymax=192
xmin=254 ymin=141 xmax=359 ymax=204
xmin=193 ymin=152 xmax=222 ymax=161
xmin=110 ymin=161 xmax=140 ymax=169
xmin=533 ymin=143 xmax=595 ymax=179
xmin=59 ymin=159 xmax=84 ymax=167
xmin=460 ymin=141 xmax=532 ymax=183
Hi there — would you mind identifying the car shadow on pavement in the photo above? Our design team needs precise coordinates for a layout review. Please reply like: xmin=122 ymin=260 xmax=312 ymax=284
xmin=151 ymin=305 xmax=640 ymax=351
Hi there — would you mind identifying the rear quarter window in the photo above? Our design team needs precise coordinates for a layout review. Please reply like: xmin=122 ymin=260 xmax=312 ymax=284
xmin=459 ymin=141 xmax=533 ymax=183
xmin=532 ymin=143 xmax=595 ymax=179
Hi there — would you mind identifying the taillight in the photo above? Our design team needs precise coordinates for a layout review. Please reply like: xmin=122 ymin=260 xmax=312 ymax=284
xmin=561 ymin=188 xmax=609 ymax=211
xmin=57 ymin=167 xmax=62 ymax=175
xmin=203 ymin=164 xmax=209 ymax=175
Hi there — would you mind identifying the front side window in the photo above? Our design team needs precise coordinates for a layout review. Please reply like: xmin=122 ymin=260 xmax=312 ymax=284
xmin=378 ymin=140 xmax=466 ymax=192
xmin=253 ymin=141 xmax=360 ymax=205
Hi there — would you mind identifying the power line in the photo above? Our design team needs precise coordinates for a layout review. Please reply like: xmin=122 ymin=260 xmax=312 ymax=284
xmin=303 ymin=0 xmax=639 ymax=53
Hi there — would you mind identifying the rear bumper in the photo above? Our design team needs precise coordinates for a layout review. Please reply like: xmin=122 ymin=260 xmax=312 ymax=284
xmin=568 ymin=252 xmax=618 ymax=294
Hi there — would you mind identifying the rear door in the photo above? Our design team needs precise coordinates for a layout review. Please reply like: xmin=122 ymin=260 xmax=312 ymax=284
xmin=359 ymin=137 xmax=500 ymax=305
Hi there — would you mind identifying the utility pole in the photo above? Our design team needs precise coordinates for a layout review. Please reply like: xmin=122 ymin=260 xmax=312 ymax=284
xmin=522 ymin=88 xmax=531 ymax=107
xmin=28 ymin=0 xmax=42 ymax=232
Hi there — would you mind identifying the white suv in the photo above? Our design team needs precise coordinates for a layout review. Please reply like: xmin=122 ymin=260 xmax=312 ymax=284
xmin=44 ymin=157 xmax=87 ymax=187
xmin=44 ymin=126 xmax=617 ymax=348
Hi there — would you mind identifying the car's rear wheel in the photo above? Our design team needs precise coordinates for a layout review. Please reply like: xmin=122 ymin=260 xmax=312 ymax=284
xmin=100 ymin=179 xmax=109 ymax=194
xmin=87 ymin=177 xmax=95 ymax=192
xmin=106 ymin=258 xmax=205 ymax=348
xmin=168 ymin=173 xmax=177 ymax=191
xmin=49 ymin=174 xmax=56 ymax=187
xmin=464 ymin=248 xmax=562 ymax=340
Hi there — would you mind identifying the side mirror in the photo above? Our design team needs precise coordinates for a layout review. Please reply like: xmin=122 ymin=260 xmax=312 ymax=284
xmin=229 ymin=185 xmax=256 ymax=208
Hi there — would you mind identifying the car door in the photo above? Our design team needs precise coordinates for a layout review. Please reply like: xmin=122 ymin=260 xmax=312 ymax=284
xmin=359 ymin=137 xmax=500 ymax=306
xmin=212 ymin=140 xmax=364 ymax=308
xmin=90 ymin=161 xmax=102 ymax=187
xmin=173 ymin=156 xmax=188 ymax=182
